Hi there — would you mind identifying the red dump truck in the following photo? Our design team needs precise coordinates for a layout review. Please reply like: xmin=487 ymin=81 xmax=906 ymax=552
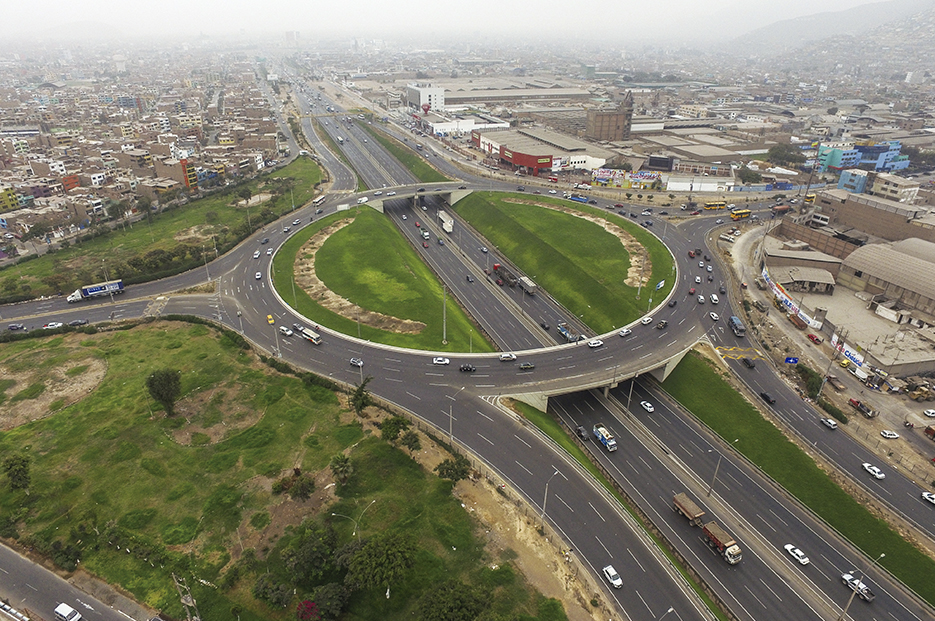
xmin=702 ymin=522 xmax=743 ymax=564
xmin=673 ymin=493 xmax=705 ymax=527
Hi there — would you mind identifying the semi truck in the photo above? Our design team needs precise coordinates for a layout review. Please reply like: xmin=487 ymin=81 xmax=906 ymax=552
xmin=673 ymin=493 xmax=706 ymax=527
xmin=67 ymin=279 xmax=124 ymax=303
xmin=702 ymin=521 xmax=742 ymax=564
xmin=518 ymin=276 xmax=537 ymax=295
xmin=556 ymin=321 xmax=582 ymax=343
xmin=493 ymin=263 xmax=518 ymax=287
xmin=438 ymin=210 xmax=454 ymax=234
xmin=593 ymin=424 xmax=617 ymax=452
xmin=848 ymin=398 xmax=878 ymax=418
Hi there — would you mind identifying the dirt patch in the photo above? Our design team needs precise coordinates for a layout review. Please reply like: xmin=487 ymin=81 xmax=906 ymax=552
xmin=169 ymin=383 xmax=265 ymax=446
xmin=0 ymin=352 xmax=108 ymax=431
xmin=292 ymin=219 xmax=425 ymax=334
xmin=501 ymin=198 xmax=652 ymax=288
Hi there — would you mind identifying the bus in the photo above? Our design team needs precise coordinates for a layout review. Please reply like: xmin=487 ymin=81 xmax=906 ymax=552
xmin=804 ymin=193 xmax=816 ymax=204
xmin=296 ymin=325 xmax=322 ymax=345
xmin=728 ymin=316 xmax=746 ymax=338
xmin=548 ymin=176 xmax=558 ymax=183
xmin=730 ymin=209 xmax=751 ymax=221
xmin=312 ymin=195 xmax=326 ymax=207
xmin=704 ymin=201 xmax=727 ymax=210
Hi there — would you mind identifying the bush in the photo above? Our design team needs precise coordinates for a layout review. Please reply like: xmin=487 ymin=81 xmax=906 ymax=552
xmin=819 ymin=399 xmax=848 ymax=424
xmin=795 ymin=363 xmax=823 ymax=399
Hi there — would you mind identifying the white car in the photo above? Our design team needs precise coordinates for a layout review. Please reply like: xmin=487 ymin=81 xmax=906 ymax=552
xmin=266 ymin=248 xmax=273 ymax=255
xmin=706 ymin=265 xmax=713 ymax=272
xmin=698 ymin=261 xmax=704 ymax=268
xmin=695 ymin=276 xmax=702 ymax=284
xmin=386 ymin=191 xmax=397 ymax=196
xmin=640 ymin=401 xmax=654 ymax=413
xmin=715 ymin=219 xmax=723 ymax=224
xmin=548 ymin=189 xmax=557 ymax=194
xmin=373 ymin=191 xmax=383 ymax=196
xmin=709 ymin=312 xmax=719 ymax=321
xmin=640 ymin=316 xmax=653 ymax=325
xmin=820 ymin=418 xmax=838 ymax=430
xmin=784 ymin=544 xmax=810 ymax=565
xmin=349 ymin=357 xmax=363 ymax=367
xmin=43 ymin=322 xmax=64 ymax=329
xmin=279 ymin=326 xmax=293 ymax=336
xmin=432 ymin=357 xmax=450 ymax=365
xmin=587 ymin=339 xmax=604 ymax=349
xmin=862 ymin=463 xmax=885 ymax=480
xmin=697 ymin=295 xmax=705 ymax=304
xmin=253 ymin=250 xmax=261 ymax=259
xmin=619 ymin=328 xmax=632 ymax=337
xmin=499 ymin=353 xmax=517 ymax=361
xmin=880 ymin=430 xmax=899 ymax=440
xmin=255 ymin=272 xmax=262 ymax=280
xmin=402 ymin=214 xmax=407 ymax=220
xmin=481 ymin=247 xmax=488 ymax=253
xmin=922 ymin=492 xmax=935 ymax=506
xmin=602 ymin=565 xmax=623 ymax=589
xmin=293 ymin=218 xmax=301 ymax=226
xmin=924 ymin=409 xmax=935 ymax=418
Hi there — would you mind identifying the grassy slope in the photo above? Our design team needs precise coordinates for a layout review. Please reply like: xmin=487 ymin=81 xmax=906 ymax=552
xmin=453 ymin=193 xmax=674 ymax=333
xmin=661 ymin=352 xmax=935 ymax=605
xmin=273 ymin=208 xmax=493 ymax=352
xmin=361 ymin=124 xmax=450 ymax=184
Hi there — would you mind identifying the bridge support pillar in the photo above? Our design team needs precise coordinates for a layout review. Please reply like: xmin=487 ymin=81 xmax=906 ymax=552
xmin=511 ymin=392 xmax=549 ymax=413
xmin=648 ymin=348 xmax=691 ymax=383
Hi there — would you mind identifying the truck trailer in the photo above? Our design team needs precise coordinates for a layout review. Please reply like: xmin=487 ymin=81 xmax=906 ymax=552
xmin=438 ymin=210 xmax=454 ymax=234
xmin=518 ymin=276 xmax=537 ymax=295
xmin=673 ymin=493 xmax=705 ymax=527
xmin=493 ymin=263 xmax=518 ymax=287
xmin=556 ymin=322 xmax=582 ymax=343
xmin=702 ymin=521 xmax=742 ymax=564
xmin=66 ymin=279 xmax=124 ymax=303
xmin=593 ymin=424 xmax=617 ymax=452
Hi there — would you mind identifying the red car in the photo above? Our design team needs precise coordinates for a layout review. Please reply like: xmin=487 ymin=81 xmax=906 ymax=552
xmin=689 ymin=287 xmax=696 ymax=295
xmin=808 ymin=334 xmax=823 ymax=344
xmin=422 ymin=241 xmax=429 ymax=248
xmin=690 ymin=210 xmax=701 ymax=215
xmin=415 ymin=221 xmax=420 ymax=227
xmin=614 ymin=203 xmax=625 ymax=208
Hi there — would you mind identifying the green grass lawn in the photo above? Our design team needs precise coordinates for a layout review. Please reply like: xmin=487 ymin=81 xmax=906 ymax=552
xmin=361 ymin=124 xmax=450 ymax=184
xmin=0 ymin=159 xmax=321 ymax=299
xmin=661 ymin=352 xmax=935 ymax=606
xmin=272 ymin=208 xmax=493 ymax=353
xmin=452 ymin=193 xmax=674 ymax=334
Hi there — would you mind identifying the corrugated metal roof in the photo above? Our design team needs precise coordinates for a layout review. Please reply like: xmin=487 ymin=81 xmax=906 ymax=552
xmin=843 ymin=244 xmax=935 ymax=299
xmin=770 ymin=265 xmax=837 ymax=286
xmin=891 ymin=238 xmax=935 ymax=263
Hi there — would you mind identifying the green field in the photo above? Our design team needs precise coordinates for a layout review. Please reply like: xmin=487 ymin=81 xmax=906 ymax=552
xmin=452 ymin=193 xmax=675 ymax=333
xmin=272 ymin=208 xmax=493 ymax=352
xmin=361 ymin=124 xmax=450 ymax=184
xmin=0 ymin=159 xmax=322 ymax=300
xmin=0 ymin=323 xmax=561 ymax=621
xmin=661 ymin=352 xmax=935 ymax=606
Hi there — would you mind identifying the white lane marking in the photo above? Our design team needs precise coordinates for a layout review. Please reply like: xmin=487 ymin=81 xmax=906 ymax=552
xmin=555 ymin=494 xmax=574 ymax=512
xmin=627 ymin=548 xmax=646 ymax=572
xmin=478 ymin=410 xmax=494 ymax=422
xmin=594 ymin=535 xmax=613 ymax=557
xmin=514 ymin=434 xmax=531 ymax=448
xmin=515 ymin=461 xmax=533 ymax=476
xmin=477 ymin=433 xmax=494 ymax=445
xmin=589 ymin=502 xmax=606 ymax=522
xmin=405 ymin=392 xmax=422 ymax=400
xmin=384 ymin=377 xmax=402 ymax=383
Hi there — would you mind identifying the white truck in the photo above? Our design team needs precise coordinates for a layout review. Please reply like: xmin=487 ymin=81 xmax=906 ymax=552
xmin=438 ymin=210 xmax=454 ymax=234
xmin=841 ymin=572 xmax=875 ymax=602
xmin=66 ymin=279 xmax=124 ymax=303
xmin=593 ymin=423 xmax=617 ymax=452
xmin=518 ymin=276 xmax=537 ymax=295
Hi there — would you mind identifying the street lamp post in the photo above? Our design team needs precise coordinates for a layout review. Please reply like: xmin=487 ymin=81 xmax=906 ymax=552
xmin=541 ymin=469 xmax=560 ymax=520
xmin=707 ymin=439 xmax=739 ymax=497
xmin=837 ymin=552 xmax=885 ymax=621
xmin=657 ymin=607 xmax=675 ymax=620
xmin=331 ymin=499 xmax=376 ymax=543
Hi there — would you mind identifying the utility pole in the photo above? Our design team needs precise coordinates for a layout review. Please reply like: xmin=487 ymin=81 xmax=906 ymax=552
xmin=442 ymin=285 xmax=448 ymax=344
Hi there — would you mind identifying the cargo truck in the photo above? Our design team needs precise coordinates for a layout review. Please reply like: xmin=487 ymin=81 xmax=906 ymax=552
xmin=924 ymin=425 xmax=935 ymax=441
xmin=702 ymin=521 xmax=742 ymax=564
xmin=493 ymin=263 xmax=518 ymax=287
xmin=518 ymin=276 xmax=537 ymax=295
xmin=556 ymin=321 xmax=582 ymax=343
xmin=593 ymin=424 xmax=617 ymax=452
xmin=825 ymin=375 xmax=846 ymax=391
xmin=66 ymin=279 xmax=124 ymax=303
xmin=848 ymin=398 xmax=878 ymax=418
xmin=673 ymin=493 xmax=705 ymax=527
xmin=438 ymin=210 xmax=454 ymax=234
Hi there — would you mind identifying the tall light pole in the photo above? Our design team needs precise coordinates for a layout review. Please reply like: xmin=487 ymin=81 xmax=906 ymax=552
xmin=541 ymin=469 xmax=560 ymax=520
xmin=707 ymin=439 xmax=739 ymax=497
xmin=837 ymin=552 xmax=884 ymax=621
xmin=449 ymin=386 xmax=465 ymax=444
xmin=442 ymin=285 xmax=448 ymax=344
xmin=331 ymin=499 xmax=376 ymax=543
xmin=657 ymin=607 xmax=675 ymax=620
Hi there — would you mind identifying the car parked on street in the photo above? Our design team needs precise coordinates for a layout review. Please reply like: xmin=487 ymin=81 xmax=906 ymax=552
xmin=820 ymin=418 xmax=838 ymax=429
xmin=68 ymin=319 xmax=89 ymax=326
xmin=807 ymin=334 xmax=823 ymax=344
xmin=499 ymin=353 xmax=516 ymax=361
xmin=43 ymin=322 xmax=64 ymax=329
xmin=880 ymin=430 xmax=899 ymax=439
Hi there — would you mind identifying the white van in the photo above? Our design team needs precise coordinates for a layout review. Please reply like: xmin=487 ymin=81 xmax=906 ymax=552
xmin=710 ymin=294 xmax=719 ymax=304
xmin=719 ymin=234 xmax=734 ymax=243
xmin=356 ymin=197 xmax=369 ymax=204
xmin=54 ymin=603 xmax=82 ymax=621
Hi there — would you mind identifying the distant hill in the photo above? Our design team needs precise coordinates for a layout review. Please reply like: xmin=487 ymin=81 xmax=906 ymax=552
xmin=728 ymin=0 xmax=935 ymax=54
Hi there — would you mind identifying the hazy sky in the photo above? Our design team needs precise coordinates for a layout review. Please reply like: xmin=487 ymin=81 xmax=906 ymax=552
xmin=2 ymin=0 xmax=887 ymax=44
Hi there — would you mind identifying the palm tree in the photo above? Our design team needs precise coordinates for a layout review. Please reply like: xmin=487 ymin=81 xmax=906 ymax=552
xmin=330 ymin=453 xmax=354 ymax=484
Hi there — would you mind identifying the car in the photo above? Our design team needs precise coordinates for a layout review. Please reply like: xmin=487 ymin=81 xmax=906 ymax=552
xmin=576 ymin=425 xmax=589 ymax=440
xmin=820 ymin=418 xmax=838 ymax=429
xmin=481 ymin=247 xmax=488 ymax=253
xmin=668 ymin=299 xmax=677 ymax=308
xmin=499 ymin=353 xmax=517 ymax=361
xmin=880 ymin=430 xmax=899 ymax=439
xmin=695 ymin=276 xmax=702 ymax=284
xmin=784 ymin=544 xmax=810 ymax=565
xmin=519 ymin=362 xmax=536 ymax=370
xmin=417 ymin=187 xmax=425 ymax=192
xmin=719 ymin=285 xmax=727 ymax=294
xmin=602 ymin=565 xmax=623 ymax=589
xmin=640 ymin=316 xmax=653 ymax=325
xmin=704 ymin=255 xmax=711 ymax=261
xmin=587 ymin=339 xmax=604 ymax=348
xmin=43 ymin=322 xmax=64 ymax=329
xmin=640 ymin=401 xmax=655 ymax=413
xmin=862 ymin=463 xmax=885 ymax=479
xmin=279 ymin=326 xmax=293 ymax=336
xmin=253 ymin=250 xmax=261 ymax=259
xmin=432 ymin=357 xmax=450 ymax=365
xmin=415 ymin=221 xmax=420 ymax=227
xmin=496 ymin=279 xmax=503 ymax=286
xmin=691 ymin=210 xmax=701 ymax=215
xmin=588 ymin=199 xmax=598 ymax=205
xmin=715 ymin=218 xmax=723 ymax=224
xmin=266 ymin=314 xmax=274 ymax=325
xmin=386 ymin=191 xmax=397 ymax=196
xmin=255 ymin=272 xmax=262 ymax=280
xmin=688 ymin=287 xmax=696 ymax=295
xmin=706 ymin=265 xmax=713 ymax=272
xmin=922 ymin=491 xmax=935 ymax=506
xmin=741 ymin=357 xmax=755 ymax=369
xmin=267 ymin=248 xmax=273 ymax=255
xmin=3 ymin=233 xmax=13 ymax=239
xmin=68 ymin=319 xmax=88 ymax=326
xmin=422 ymin=242 xmax=429 ymax=248
xmin=924 ymin=409 xmax=935 ymax=418
xmin=709 ymin=312 xmax=719 ymax=321
xmin=466 ymin=275 xmax=474 ymax=283
xmin=807 ymin=334 xmax=823 ymax=344
xmin=659 ymin=210 xmax=668 ymax=215
xmin=707 ymin=275 xmax=714 ymax=282
xmin=315 ymin=208 xmax=324 ymax=214
xmin=437 ymin=238 xmax=445 ymax=245
xmin=7 ymin=323 xmax=25 ymax=331
xmin=760 ymin=391 xmax=776 ymax=404
xmin=458 ymin=185 xmax=467 ymax=190
xmin=656 ymin=320 xmax=668 ymax=330
xmin=373 ymin=191 xmax=382 ymax=196
xmin=642 ymin=210 xmax=652 ymax=216
xmin=697 ymin=295 xmax=705 ymax=304
xmin=549 ymin=189 xmax=558 ymax=194
xmin=614 ymin=203 xmax=625 ymax=208
xmin=619 ymin=328 xmax=632 ymax=337
xmin=349 ymin=357 xmax=363 ymax=367
xmin=293 ymin=218 xmax=301 ymax=226
xmin=698 ymin=261 xmax=705 ymax=268
xmin=282 ymin=226 xmax=291 ymax=233
xmin=540 ymin=322 xmax=550 ymax=330
xmin=261 ymin=237 xmax=270 ymax=244
xmin=642 ymin=220 xmax=653 ymax=227
xmin=630 ymin=213 xmax=638 ymax=218
xmin=459 ymin=364 xmax=476 ymax=372
xmin=402 ymin=214 xmax=407 ymax=220
xmin=517 ymin=186 xmax=525 ymax=191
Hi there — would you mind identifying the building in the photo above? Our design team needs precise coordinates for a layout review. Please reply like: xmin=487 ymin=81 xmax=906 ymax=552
xmin=472 ymin=128 xmax=612 ymax=174
xmin=818 ymin=140 xmax=909 ymax=173
xmin=405 ymin=84 xmax=445 ymax=113
xmin=814 ymin=189 xmax=935 ymax=244
xmin=837 ymin=170 xmax=920 ymax=203
xmin=585 ymin=92 xmax=633 ymax=141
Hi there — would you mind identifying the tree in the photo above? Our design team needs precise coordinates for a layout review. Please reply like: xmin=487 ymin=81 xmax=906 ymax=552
xmin=329 ymin=454 xmax=353 ymax=484
xmin=380 ymin=415 xmax=409 ymax=443
xmin=146 ymin=369 xmax=182 ymax=415
xmin=827 ymin=106 xmax=839 ymax=115
xmin=295 ymin=600 xmax=320 ymax=621
xmin=767 ymin=144 xmax=806 ymax=167
xmin=238 ymin=186 xmax=253 ymax=206
xmin=253 ymin=573 xmax=293 ymax=608
xmin=351 ymin=376 xmax=372 ymax=417
xmin=737 ymin=168 xmax=762 ymax=184
xmin=417 ymin=580 xmax=488 ymax=621
xmin=283 ymin=522 xmax=336 ymax=582
xmin=400 ymin=430 xmax=421 ymax=455
xmin=434 ymin=454 xmax=471 ymax=483
xmin=290 ymin=474 xmax=316 ymax=500
xmin=342 ymin=531 xmax=416 ymax=590
xmin=307 ymin=583 xmax=348 ymax=620
xmin=3 ymin=455 xmax=30 ymax=490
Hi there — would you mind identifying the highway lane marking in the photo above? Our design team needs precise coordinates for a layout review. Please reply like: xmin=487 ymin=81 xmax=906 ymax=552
xmin=555 ymin=355 xmax=573 ymax=361
xmin=558 ymin=365 xmax=576 ymax=371
xmin=767 ymin=509 xmax=789 ymax=528
xmin=25 ymin=583 xmax=37 ymax=591
xmin=755 ymin=513 xmax=777 ymax=533
xmin=425 ymin=372 xmax=445 ymax=377
xmin=598 ymin=355 xmax=613 ymax=362
xmin=627 ymin=548 xmax=646 ymax=572
xmin=743 ymin=584 xmax=767 ymax=609
xmin=514 ymin=434 xmax=531 ymax=448
xmin=635 ymin=590 xmax=653 ymax=617
xmin=405 ymin=392 xmax=422 ymax=400
xmin=515 ymin=461 xmax=533 ymax=476
xmin=639 ymin=353 xmax=652 ymax=359
xmin=637 ymin=455 xmax=653 ymax=470
xmin=428 ymin=383 xmax=449 ymax=387
xmin=477 ymin=432 xmax=494 ymax=445
xmin=555 ymin=494 xmax=574 ymax=512
xmin=384 ymin=377 xmax=402 ymax=383
xmin=759 ymin=578 xmax=784 ymax=602
xmin=594 ymin=535 xmax=613 ymax=557
xmin=589 ymin=502 xmax=606 ymax=521
xmin=384 ymin=357 xmax=402 ymax=362
xmin=382 ymin=367 xmax=401 ymax=372
xmin=632 ymin=344 xmax=643 ymax=349
xmin=678 ymin=443 xmax=693 ymax=458
xmin=688 ymin=325 xmax=695 ymax=332
xmin=476 ymin=384 xmax=496 ymax=388
xmin=477 ymin=410 xmax=494 ymax=422
xmin=667 ymin=340 xmax=677 ymax=347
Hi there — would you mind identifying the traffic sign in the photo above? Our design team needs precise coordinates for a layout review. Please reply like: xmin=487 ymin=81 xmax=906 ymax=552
xmin=785 ymin=357 xmax=799 ymax=364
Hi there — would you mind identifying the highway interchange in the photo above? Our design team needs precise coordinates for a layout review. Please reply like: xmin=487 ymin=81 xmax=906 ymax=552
xmin=2 ymin=82 xmax=934 ymax=621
